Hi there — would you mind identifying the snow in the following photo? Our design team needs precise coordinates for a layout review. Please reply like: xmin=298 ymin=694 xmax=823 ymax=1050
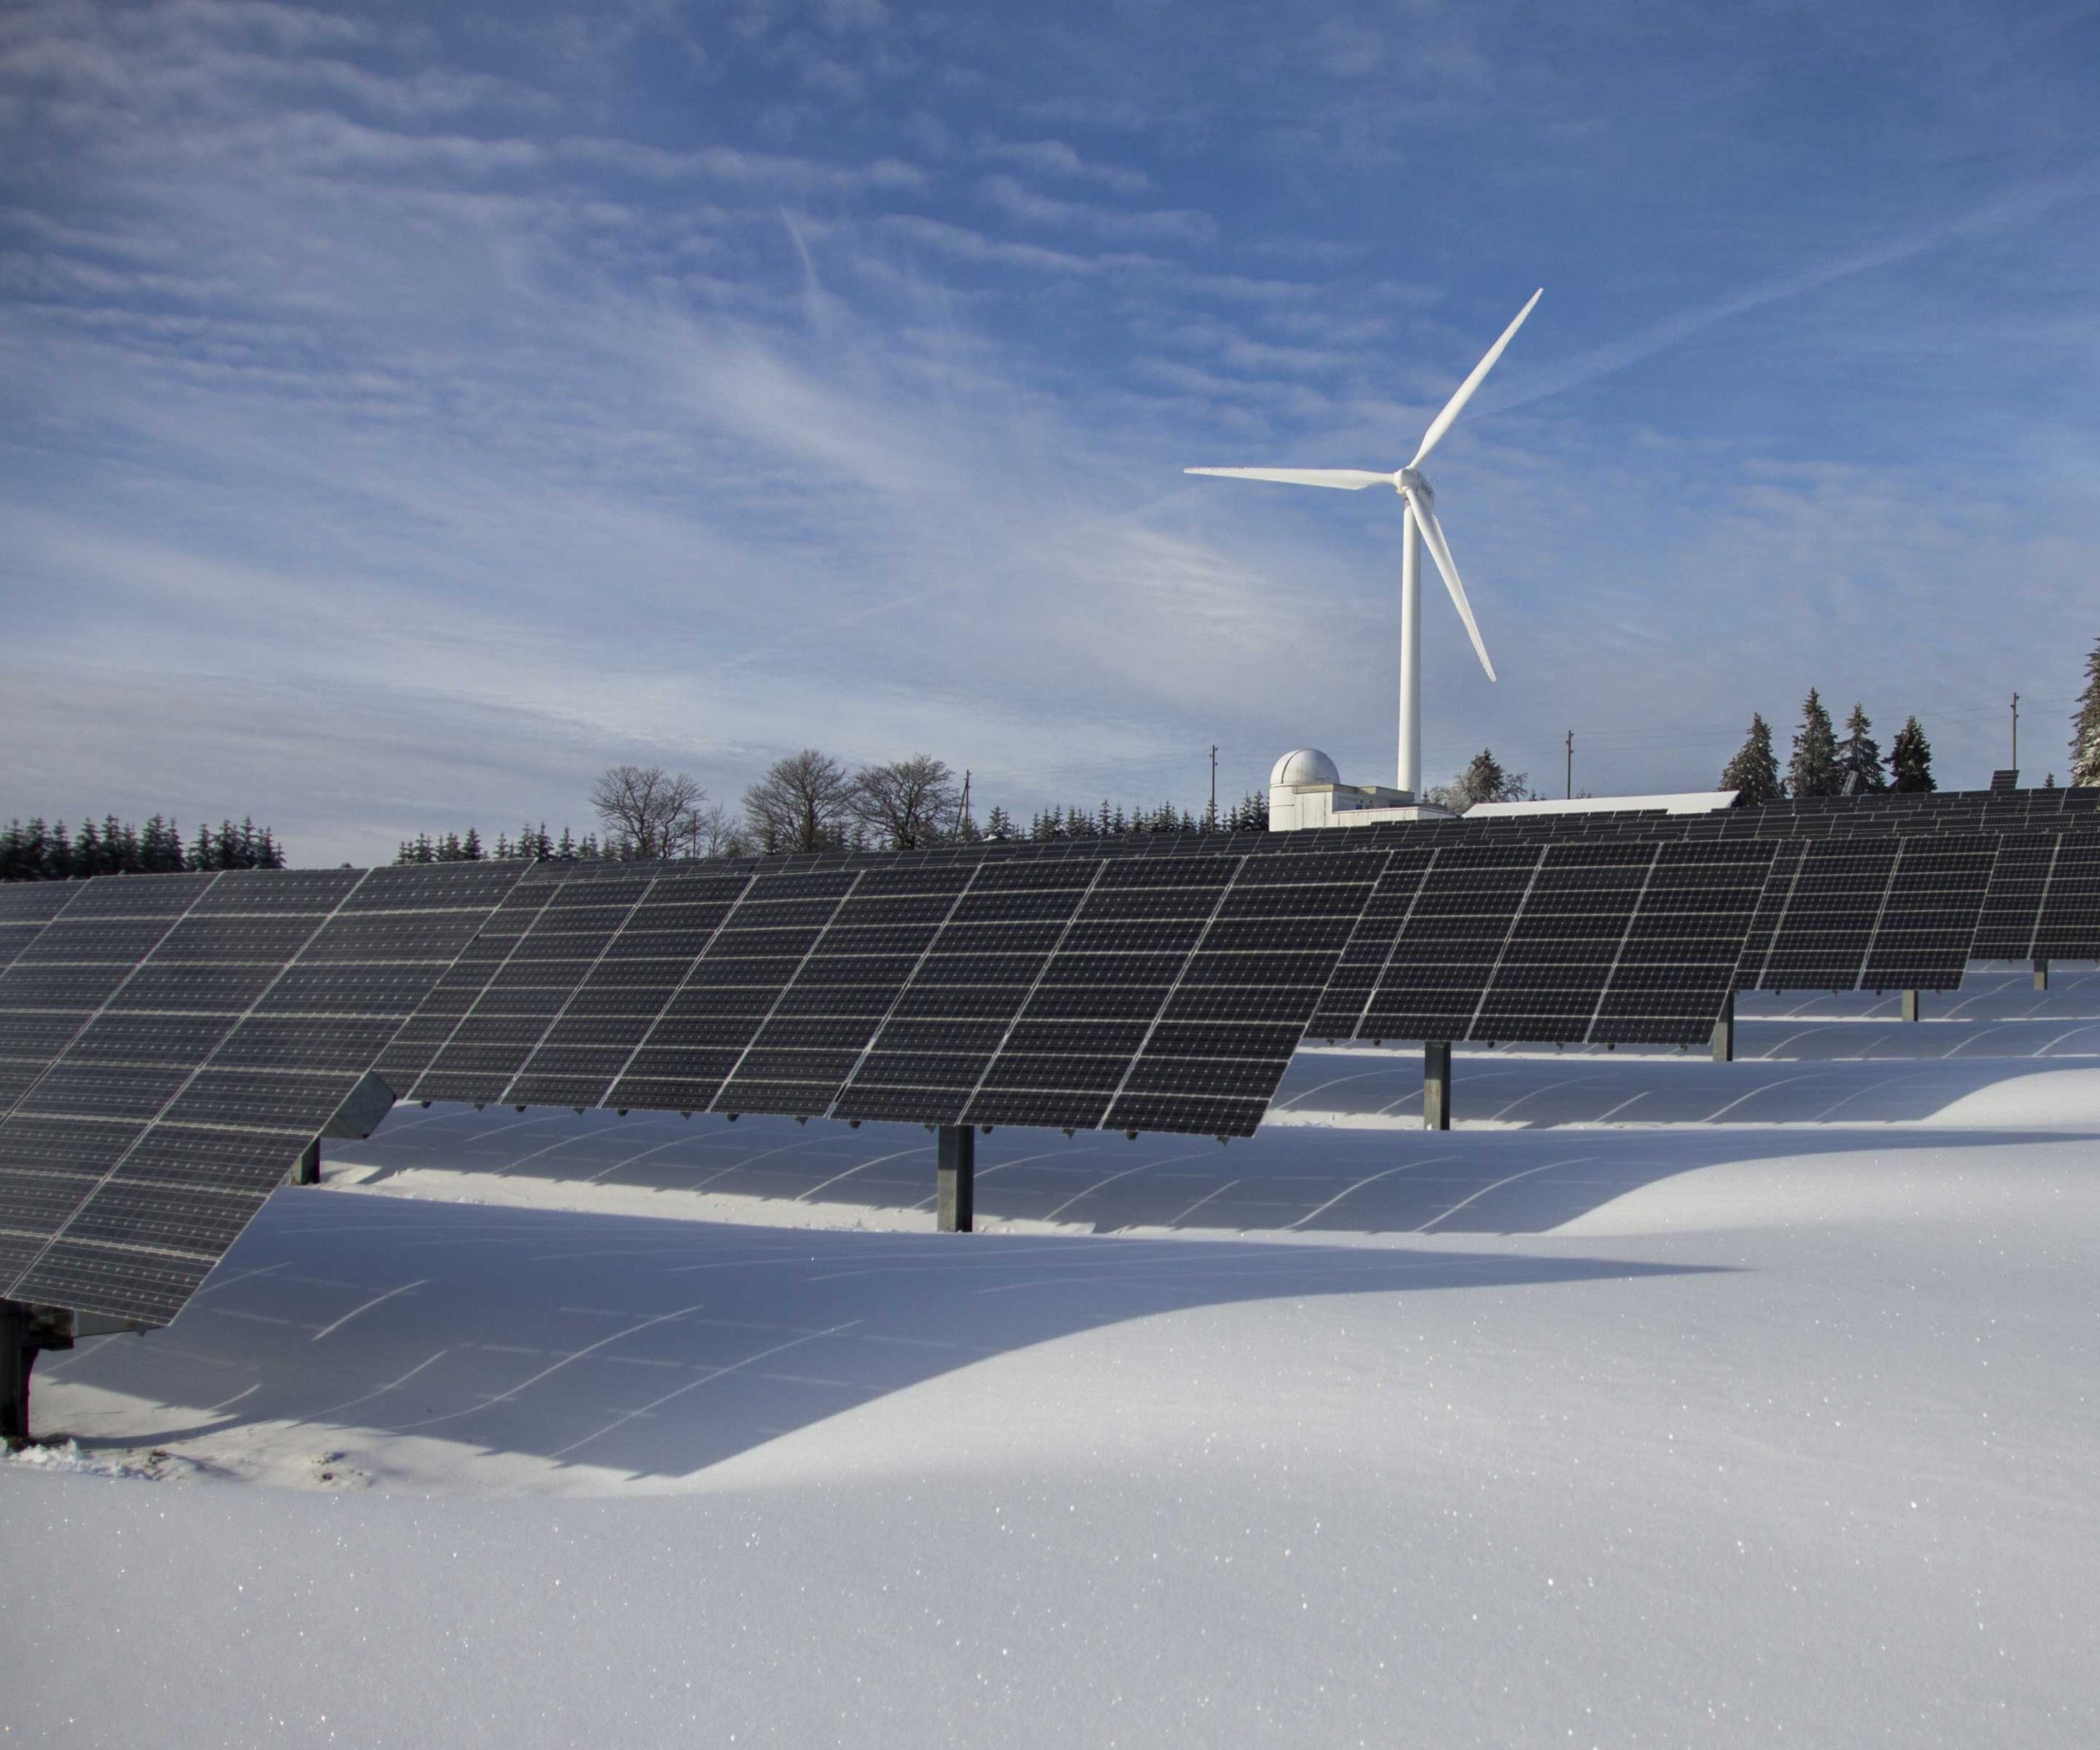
xmin=5 ymin=962 xmax=2098 ymax=1745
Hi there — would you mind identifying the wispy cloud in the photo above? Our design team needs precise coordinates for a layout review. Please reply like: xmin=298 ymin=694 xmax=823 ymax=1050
xmin=976 ymin=174 xmax=1217 ymax=247
xmin=979 ymin=136 xmax=1149 ymax=194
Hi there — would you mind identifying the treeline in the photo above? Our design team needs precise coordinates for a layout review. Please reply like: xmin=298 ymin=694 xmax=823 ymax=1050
xmin=392 ymin=826 xmax=612 ymax=863
xmin=1720 ymin=692 xmax=1944 ymax=804
xmin=402 ymin=752 xmax=1262 ymax=866
xmin=0 ymin=815 xmax=285 ymax=882
xmin=1010 ymin=793 xmax=1268 ymax=840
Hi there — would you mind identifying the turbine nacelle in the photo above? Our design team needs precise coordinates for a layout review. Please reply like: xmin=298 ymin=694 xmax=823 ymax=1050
xmin=1395 ymin=467 xmax=1431 ymax=504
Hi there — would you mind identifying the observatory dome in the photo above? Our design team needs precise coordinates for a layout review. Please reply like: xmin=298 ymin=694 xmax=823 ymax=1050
xmin=1271 ymin=748 xmax=1342 ymax=788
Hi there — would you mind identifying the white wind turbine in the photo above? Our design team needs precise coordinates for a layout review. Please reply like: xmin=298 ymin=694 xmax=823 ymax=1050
xmin=1187 ymin=288 xmax=1541 ymax=800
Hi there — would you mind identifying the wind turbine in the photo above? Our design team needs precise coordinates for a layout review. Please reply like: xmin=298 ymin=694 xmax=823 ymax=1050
xmin=1186 ymin=288 xmax=1541 ymax=801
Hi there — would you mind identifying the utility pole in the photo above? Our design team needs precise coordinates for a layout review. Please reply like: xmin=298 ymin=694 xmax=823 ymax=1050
xmin=1209 ymin=744 xmax=1218 ymax=829
xmin=1565 ymin=729 xmax=1573 ymax=800
xmin=960 ymin=769 xmax=971 ymax=832
xmin=2011 ymin=694 xmax=2020 ymax=778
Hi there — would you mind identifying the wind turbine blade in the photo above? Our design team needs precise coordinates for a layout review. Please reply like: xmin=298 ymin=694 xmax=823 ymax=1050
xmin=1407 ymin=288 xmax=1543 ymax=469
xmin=1405 ymin=490 xmax=1496 ymax=682
xmin=1185 ymin=467 xmax=1390 ymax=490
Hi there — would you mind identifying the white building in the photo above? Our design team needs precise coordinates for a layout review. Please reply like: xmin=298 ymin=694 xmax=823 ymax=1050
xmin=1265 ymin=748 xmax=1454 ymax=831
xmin=1267 ymin=747 xmax=1735 ymax=832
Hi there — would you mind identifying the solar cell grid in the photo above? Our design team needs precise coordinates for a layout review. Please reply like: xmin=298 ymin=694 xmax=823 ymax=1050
xmin=0 ymin=862 xmax=527 ymax=1323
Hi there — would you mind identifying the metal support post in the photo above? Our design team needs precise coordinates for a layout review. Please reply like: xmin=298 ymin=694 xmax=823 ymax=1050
xmin=1901 ymin=989 xmax=1922 ymax=1023
xmin=937 ymin=1124 xmax=975 ymax=1233
xmin=1710 ymin=989 xmax=1736 ymax=1064
xmin=1423 ymin=1040 xmax=1452 ymax=1131
xmin=292 ymin=1139 xmax=320 ymax=1186
xmin=1 ymin=1302 xmax=29 ymax=1444
xmin=2034 ymin=958 xmax=2050 ymax=992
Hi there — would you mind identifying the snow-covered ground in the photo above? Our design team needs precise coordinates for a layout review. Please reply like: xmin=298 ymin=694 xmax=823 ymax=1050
xmin=7 ymin=964 xmax=2099 ymax=1745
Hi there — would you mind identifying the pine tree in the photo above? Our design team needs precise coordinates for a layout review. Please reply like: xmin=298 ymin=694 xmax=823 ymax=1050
xmin=1787 ymin=688 xmax=1841 ymax=798
xmin=2071 ymin=635 xmax=2100 ymax=786
xmin=1889 ymin=716 xmax=1935 ymax=792
xmin=1837 ymin=703 xmax=1887 ymax=795
xmin=1720 ymin=713 xmax=1783 ymax=805
xmin=984 ymin=805 xmax=1013 ymax=842
xmin=1459 ymin=749 xmax=1508 ymax=806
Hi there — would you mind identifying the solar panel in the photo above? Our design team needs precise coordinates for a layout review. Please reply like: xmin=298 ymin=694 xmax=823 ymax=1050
xmin=1311 ymin=838 xmax=1774 ymax=1049
xmin=0 ymin=873 xmax=219 ymax=1119
xmin=830 ymin=857 xmax=1107 ymax=1126
xmin=1973 ymin=829 xmax=2100 ymax=961
xmin=0 ymin=883 xmax=78 ymax=976
xmin=0 ymin=863 xmax=526 ymax=1324
xmin=1733 ymin=834 xmax=1996 ymax=992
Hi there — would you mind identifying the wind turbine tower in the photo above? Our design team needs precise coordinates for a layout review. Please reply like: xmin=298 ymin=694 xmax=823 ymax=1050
xmin=1187 ymin=290 xmax=1541 ymax=801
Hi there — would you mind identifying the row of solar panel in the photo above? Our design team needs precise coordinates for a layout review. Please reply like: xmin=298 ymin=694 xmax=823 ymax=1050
xmin=0 ymin=816 xmax=2094 ymax=1325
xmin=548 ymin=785 xmax=2100 ymax=875
xmin=0 ymin=835 xmax=1779 ymax=1322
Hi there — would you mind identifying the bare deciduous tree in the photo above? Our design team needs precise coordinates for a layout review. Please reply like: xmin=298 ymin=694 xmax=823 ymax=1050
xmin=590 ymin=764 xmax=705 ymax=859
xmin=742 ymin=748 xmax=856 ymax=853
xmin=853 ymin=754 xmax=961 ymax=849
xmin=683 ymin=799 xmax=751 ymax=861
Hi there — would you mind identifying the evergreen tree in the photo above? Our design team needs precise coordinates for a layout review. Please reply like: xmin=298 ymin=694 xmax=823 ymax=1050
xmin=1459 ymin=749 xmax=1506 ymax=806
xmin=984 ymin=805 xmax=1014 ymax=842
xmin=7 ymin=820 xmax=50 ymax=880
xmin=1837 ymin=702 xmax=1887 ymax=795
xmin=1787 ymin=688 xmax=1841 ymax=798
xmin=1720 ymin=713 xmax=1783 ymax=805
xmin=2072 ymin=635 xmax=2100 ymax=787
xmin=1888 ymin=716 xmax=1935 ymax=792
xmin=556 ymin=826 xmax=576 ymax=858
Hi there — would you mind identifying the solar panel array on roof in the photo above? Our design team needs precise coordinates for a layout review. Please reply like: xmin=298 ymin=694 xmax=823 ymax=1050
xmin=0 ymin=863 xmax=525 ymax=1323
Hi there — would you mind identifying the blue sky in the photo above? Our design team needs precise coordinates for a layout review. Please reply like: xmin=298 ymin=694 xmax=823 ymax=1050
xmin=4 ymin=0 xmax=2098 ymax=862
